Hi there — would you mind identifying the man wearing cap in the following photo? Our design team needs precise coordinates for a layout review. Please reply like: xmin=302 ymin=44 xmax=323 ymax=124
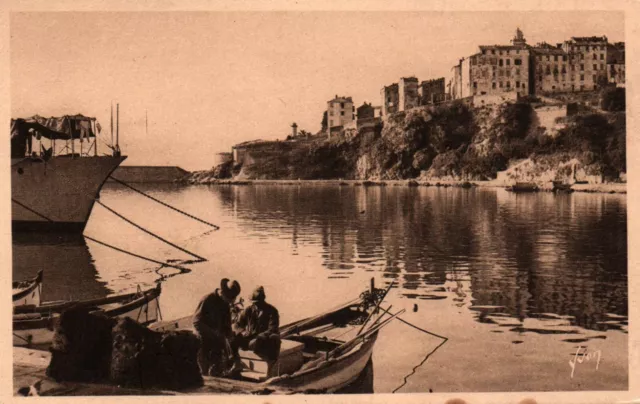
xmin=234 ymin=286 xmax=281 ymax=362
xmin=192 ymin=278 xmax=242 ymax=376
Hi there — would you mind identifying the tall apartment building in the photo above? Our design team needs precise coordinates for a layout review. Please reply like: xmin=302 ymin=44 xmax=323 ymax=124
xmin=326 ymin=95 xmax=355 ymax=135
xmin=450 ymin=29 xmax=532 ymax=99
xmin=561 ymin=36 xmax=609 ymax=91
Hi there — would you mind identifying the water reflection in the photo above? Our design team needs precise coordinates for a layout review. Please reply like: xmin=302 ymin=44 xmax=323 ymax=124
xmin=12 ymin=232 xmax=111 ymax=302
xmin=212 ymin=185 xmax=627 ymax=333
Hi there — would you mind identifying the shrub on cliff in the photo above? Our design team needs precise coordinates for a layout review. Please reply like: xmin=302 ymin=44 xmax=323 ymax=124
xmin=601 ymin=88 xmax=625 ymax=112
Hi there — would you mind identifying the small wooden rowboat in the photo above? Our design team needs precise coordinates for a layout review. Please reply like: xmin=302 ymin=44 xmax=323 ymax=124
xmin=13 ymin=270 xmax=44 ymax=307
xmin=151 ymin=280 xmax=399 ymax=394
xmin=13 ymin=284 xmax=162 ymax=349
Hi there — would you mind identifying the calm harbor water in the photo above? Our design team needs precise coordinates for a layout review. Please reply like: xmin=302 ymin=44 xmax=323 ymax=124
xmin=13 ymin=184 xmax=628 ymax=393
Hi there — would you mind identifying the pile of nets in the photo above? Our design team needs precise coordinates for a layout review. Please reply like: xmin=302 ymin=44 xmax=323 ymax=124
xmin=47 ymin=310 xmax=202 ymax=390
xmin=111 ymin=317 xmax=202 ymax=390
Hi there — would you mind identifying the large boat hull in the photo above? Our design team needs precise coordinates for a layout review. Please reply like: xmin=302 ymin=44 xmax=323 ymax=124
xmin=11 ymin=156 xmax=126 ymax=233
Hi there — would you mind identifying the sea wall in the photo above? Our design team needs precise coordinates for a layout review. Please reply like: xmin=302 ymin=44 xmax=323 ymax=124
xmin=110 ymin=166 xmax=190 ymax=183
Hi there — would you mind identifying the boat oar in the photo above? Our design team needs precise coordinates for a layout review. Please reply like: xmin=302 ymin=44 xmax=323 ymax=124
xmin=357 ymin=280 xmax=395 ymax=336
xmin=332 ymin=308 xmax=405 ymax=359
xmin=366 ymin=305 xmax=393 ymax=331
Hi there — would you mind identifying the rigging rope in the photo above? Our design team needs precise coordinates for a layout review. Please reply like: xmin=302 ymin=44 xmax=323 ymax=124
xmin=109 ymin=176 xmax=220 ymax=230
xmin=95 ymin=199 xmax=207 ymax=262
xmin=84 ymin=235 xmax=191 ymax=273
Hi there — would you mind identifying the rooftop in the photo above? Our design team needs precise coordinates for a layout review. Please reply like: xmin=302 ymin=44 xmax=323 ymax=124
xmin=569 ymin=36 xmax=608 ymax=43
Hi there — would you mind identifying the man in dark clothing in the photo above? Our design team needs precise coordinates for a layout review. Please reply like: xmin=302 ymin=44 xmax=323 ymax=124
xmin=192 ymin=278 xmax=241 ymax=376
xmin=234 ymin=286 xmax=281 ymax=362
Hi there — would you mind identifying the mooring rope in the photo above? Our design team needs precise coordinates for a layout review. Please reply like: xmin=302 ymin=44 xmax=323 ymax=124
xmin=109 ymin=176 xmax=220 ymax=230
xmin=95 ymin=199 xmax=207 ymax=262
xmin=391 ymin=317 xmax=449 ymax=393
xmin=84 ymin=235 xmax=191 ymax=273
xmin=11 ymin=198 xmax=54 ymax=222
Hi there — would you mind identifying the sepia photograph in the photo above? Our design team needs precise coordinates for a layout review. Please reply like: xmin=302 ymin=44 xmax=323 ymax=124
xmin=7 ymin=6 xmax=633 ymax=401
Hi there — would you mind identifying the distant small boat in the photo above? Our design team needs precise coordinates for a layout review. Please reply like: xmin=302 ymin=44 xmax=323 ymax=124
xmin=13 ymin=284 xmax=162 ymax=348
xmin=13 ymin=270 xmax=43 ymax=307
xmin=552 ymin=181 xmax=574 ymax=193
xmin=505 ymin=182 xmax=539 ymax=192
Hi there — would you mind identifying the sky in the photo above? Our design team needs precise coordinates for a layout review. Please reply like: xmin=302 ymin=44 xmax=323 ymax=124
xmin=11 ymin=11 xmax=624 ymax=170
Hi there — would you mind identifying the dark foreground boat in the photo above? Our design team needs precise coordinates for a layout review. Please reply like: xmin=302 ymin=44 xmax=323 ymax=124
xmin=150 ymin=281 xmax=398 ymax=394
xmin=13 ymin=284 xmax=162 ymax=348
xmin=13 ymin=270 xmax=44 ymax=307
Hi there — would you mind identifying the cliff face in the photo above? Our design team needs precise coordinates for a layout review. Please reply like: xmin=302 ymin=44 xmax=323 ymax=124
xmin=188 ymin=93 xmax=625 ymax=184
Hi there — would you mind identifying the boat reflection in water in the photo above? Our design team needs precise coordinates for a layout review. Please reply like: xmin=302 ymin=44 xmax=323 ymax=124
xmin=12 ymin=232 xmax=112 ymax=303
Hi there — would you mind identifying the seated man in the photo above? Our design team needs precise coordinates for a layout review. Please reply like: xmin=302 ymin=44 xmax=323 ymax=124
xmin=192 ymin=278 xmax=242 ymax=376
xmin=234 ymin=286 xmax=281 ymax=362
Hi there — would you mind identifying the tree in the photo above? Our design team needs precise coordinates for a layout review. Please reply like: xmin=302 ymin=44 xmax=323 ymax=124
xmin=321 ymin=111 xmax=328 ymax=132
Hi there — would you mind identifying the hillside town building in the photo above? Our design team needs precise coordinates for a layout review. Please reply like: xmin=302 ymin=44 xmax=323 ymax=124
xmin=607 ymin=42 xmax=625 ymax=86
xmin=326 ymin=95 xmax=355 ymax=135
xmin=419 ymin=78 xmax=447 ymax=105
xmin=380 ymin=83 xmax=399 ymax=116
xmin=398 ymin=77 xmax=420 ymax=111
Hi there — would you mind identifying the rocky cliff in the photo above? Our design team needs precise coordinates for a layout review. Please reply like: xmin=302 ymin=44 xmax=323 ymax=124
xmin=185 ymin=89 xmax=626 ymax=185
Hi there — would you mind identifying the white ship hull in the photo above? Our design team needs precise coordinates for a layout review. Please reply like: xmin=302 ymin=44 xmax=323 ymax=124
xmin=11 ymin=156 xmax=126 ymax=233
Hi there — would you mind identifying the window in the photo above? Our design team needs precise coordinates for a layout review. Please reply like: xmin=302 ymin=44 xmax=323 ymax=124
xmin=515 ymin=58 xmax=522 ymax=65
xmin=482 ymin=50 xmax=486 ymax=55
xmin=580 ymin=64 xmax=584 ymax=71
xmin=601 ymin=63 xmax=604 ymax=70
xmin=330 ymin=111 xmax=334 ymax=116
xmin=552 ymin=85 xmax=556 ymax=90
xmin=340 ymin=102 xmax=344 ymax=108
xmin=499 ymin=82 xmax=503 ymax=88
xmin=516 ymin=68 xmax=520 ymax=76
xmin=580 ymin=74 xmax=585 ymax=81
xmin=554 ymin=55 xmax=558 ymax=61
xmin=340 ymin=111 xmax=344 ymax=116
xmin=593 ymin=75 xmax=597 ymax=82
xmin=516 ymin=81 xmax=520 ymax=88
xmin=580 ymin=54 xmax=584 ymax=60
xmin=538 ymin=76 xmax=542 ymax=82
xmin=537 ymin=55 xmax=542 ymax=61
xmin=601 ymin=45 xmax=605 ymax=50
xmin=330 ymin=120 xmax=333 ymax=126
xmin=545 ymin=66 xmax=551 ymax=75
xmin=563 ymin=55 xmax=567 ymax=61
xmin=593 ymin=53 xmax=597 ymax=60
xmin=571 ymin=64 xmax=575 ymax=71
xmin=517 ymin=50 xmax=520 ymax=54
xmin=499 ymin=59 xmax=503 ymax=66
xmin=506 ymin=81 xmax=511 ymax=88
xmin=499 ymin=50 xmax=503 ymax=55
xmin=491 ymin=49 xmax=496 ymax=55
xmin=585 ymin=46 xmax=590 ymax=51
xmin=593 ymin=64 xmax=597 ymax=71
xmin=506 ymin=59 xmax=511 ymax=66
xmin=492 ymin=82 xmax=496 ymax=89
xmin=546 ymin=55 xmax=550 ymax=61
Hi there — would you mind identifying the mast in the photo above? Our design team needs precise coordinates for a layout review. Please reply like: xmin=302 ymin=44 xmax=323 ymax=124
xmin=110 ymin=102 xmax=114 ymax=148
xmin=116 ymin=103 xmax=120 ymax=153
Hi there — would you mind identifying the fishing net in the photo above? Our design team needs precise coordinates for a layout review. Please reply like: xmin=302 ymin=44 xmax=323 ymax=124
xmin=110 ymin=317 xmax=202 ymax=390
xmin=347 ymin=287 xmax=388 ymax=325
xmin=47 ymin=307 xmax=116 ymax=382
